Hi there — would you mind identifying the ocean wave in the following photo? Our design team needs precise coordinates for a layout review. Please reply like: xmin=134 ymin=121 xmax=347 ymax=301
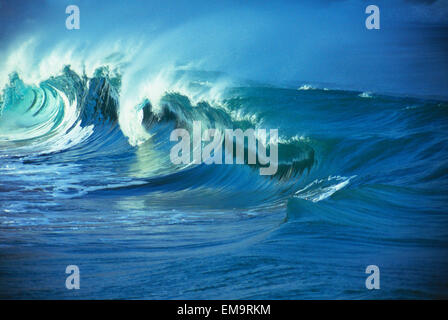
xmin=294 ymin=175 xmax=356 ymax=203
xmin=298 ymin=84 xmax=329 ymax=91
xmin=358 ymin=91 xmax=373 ymax=98
xmin=2 ymin=41 xmax=439 ymax=215
xmin=0 ymin=64 xmax=320 ymax=200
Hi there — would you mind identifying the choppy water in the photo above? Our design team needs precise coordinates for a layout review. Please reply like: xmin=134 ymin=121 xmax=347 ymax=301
xmin=0 ymin=58 xmax=448 ymax=298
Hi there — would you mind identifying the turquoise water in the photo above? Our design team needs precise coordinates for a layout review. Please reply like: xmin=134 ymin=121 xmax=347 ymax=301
xmin=1 ymin=66 xmax=447 ymax=299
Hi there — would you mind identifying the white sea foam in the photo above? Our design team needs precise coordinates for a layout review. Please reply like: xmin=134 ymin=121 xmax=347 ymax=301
xmin=278 ymin=134 xmax=310 ymax=144
xmin=0 ymin=35 xmax=233 ymax=148
xmin=295 ymin=175 xmax=356 ymax=203
xmin=298 ymin=84 xmax=315 ymax=91
xmin=358 ymin=92 xmax=373 ymax=98
xmin=298 ymin=84 xmax=329 ymax=91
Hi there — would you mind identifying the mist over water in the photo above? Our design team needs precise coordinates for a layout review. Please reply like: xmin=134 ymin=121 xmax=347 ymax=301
xmin=1 ymin=0 xmax=447 ymax=98
xmin=0 ymin=0 xmax=448 ymax=299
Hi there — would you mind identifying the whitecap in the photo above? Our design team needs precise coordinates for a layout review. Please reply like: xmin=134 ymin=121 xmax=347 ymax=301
xmin=294 ymin=175 xmax=356 ymax=203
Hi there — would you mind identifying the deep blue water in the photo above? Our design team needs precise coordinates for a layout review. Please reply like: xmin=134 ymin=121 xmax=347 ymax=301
xmin=1 ymin=66 xmax=448 ymax=299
